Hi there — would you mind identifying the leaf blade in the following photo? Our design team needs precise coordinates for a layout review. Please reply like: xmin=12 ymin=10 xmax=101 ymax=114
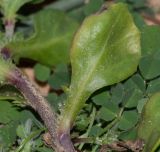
xmin=59 ymin=3 xmax=141 ymax=132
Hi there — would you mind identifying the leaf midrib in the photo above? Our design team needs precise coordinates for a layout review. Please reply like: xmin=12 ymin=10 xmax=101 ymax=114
xmin=69 ymin=9 xmax=122 ymax=118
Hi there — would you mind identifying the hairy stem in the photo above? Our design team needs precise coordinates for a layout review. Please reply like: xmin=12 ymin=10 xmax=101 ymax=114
xmin=4 ymin=19 xmax=15 ymax=41
xmin=0 ymin=52 xmax=76 ymax=151
xmin=6 ymin=67 xmax=66 ymax=152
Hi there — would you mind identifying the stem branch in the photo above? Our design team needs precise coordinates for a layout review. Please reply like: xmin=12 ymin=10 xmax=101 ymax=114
xmin=7 ymin=67 xmax=65 ymax=152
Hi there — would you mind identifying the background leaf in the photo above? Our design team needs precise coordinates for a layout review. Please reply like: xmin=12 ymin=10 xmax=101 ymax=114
xmin=34 ymin=63 xmax=50 ymax=82
xmin=97 ymin=103 xmax=119 ymax=121
xmin=141 ymin=25 xmax=160 ymax=56
xmin=138 ymin=93 xmax=160 ymax=152
xmin=118 ymin=111 xmax=139 ymax=130
xmin=147 ymin=78 xmax=160 ymax=94
xmin=92 ymin=91 xmax=111 ymax=107
xmin=139 ymin=51 xmax=160 ymax=79
xmin=8 ymin=9 xmax=78 ymax=66
xmin=48 ymin=64 xmax=70 ymax=90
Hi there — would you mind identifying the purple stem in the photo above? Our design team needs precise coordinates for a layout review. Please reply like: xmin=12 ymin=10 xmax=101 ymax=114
xmin=4 ymin=19 xmax=15 ymax=40
xmin=7 ymin=67 xmax=64 ymax=151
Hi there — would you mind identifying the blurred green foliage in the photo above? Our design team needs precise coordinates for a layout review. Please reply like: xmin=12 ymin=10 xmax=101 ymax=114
xmin=0 ymin=0 xmax=160 ymax=151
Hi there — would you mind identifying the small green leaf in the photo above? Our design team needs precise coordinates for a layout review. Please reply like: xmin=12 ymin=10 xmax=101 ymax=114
xmin=97 ymin=102 xmax=119 ymax=121
xmin=48 ymin=64 xmax=70 ymax=90
xmin=147 ymin=78 xmax=160 ymax=94
xmin=110 ymin=83 xmax=125 ymax=104
xmin=75 ymin=114 xmax=89 ymax=131
xmin=124 ymin=74 xmax=146 ymax=93
xmin=137 ymin=98 xmax=148 ymax=113
xmin=89 ymin=125 xmax=103 ymax=137
xmin=84 ymin=0 xmax=104 ymax=16
xmin=118 ymin=111 xmax=139 ymax=130
xmin=16 ymin=125 xmax=26 ymax=139
xmin=132 ymin=13 xmax=146 ymax=30
xmin=0 ymin=121 xmax=18 ymax=149
xmin=0 ymin=85 xmax=25 ymax=107
xmin=123 ymin=89 xmax=143 ymax=108
xmin=92 ymin=91 xmax=111 ymax=107
xmin=139 ymin=51 xmax=160 ymax=79
xmin=8 ymin=9 xmax=78 ymax=66
xmin=119 ymin=128 xmax=137 ymax=140
xmin=47 ymin=93 xmax=59 ymax=111
xmin=59 ymin=3 xmax=141 ymax=131
xmin=141 ymin=25 xmax=160 ymax=55
xmin=0 ymin=100 xmax=20 ymax=123
xmin=34 ymin=63 xmax=50 ymax=82
xmin=138 ymin=93 xmax=160 ymax=152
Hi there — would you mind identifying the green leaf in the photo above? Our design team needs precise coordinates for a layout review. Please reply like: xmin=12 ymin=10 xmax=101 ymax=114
xmin=132 ymin=13 xmax=146 ymax=30
xmin=97 ymin=102 xmax=119 ymax=121
xmin=0 ymin=100 xmax=39 ymax=150
xmin=0 ymin=121 xmax=18 ymax=149
xmin=75 ymin=114 xmax=89 ymax=131
xmin=123 ymin=89 xmax=143 ymax=108
xmin=118 ymin=111 xmax=139 ymax=130
xmin=92 ymin=91 xmax=111 ymax=107
xmin=48 ymin=64 xmax=70 ymax=90
xmin=141 ymin=25 xmax=160 ymax=56
xmin=84 ymin=0 xmax=104 ymax=16
xmin=16 ymin=125 xmax=26 ymax=139
xmin=89 ymin=125 xmax=103 ymax=137
xmin=47 ymin=93 xmax=60 ymax=111
xmin=8 ymin=9 xmax=78 ymax=66
xmin=137 ymin=98 xmax=148 ymax=114
xmin=34 ymin=63 xmax=50 ymax=82
xmin=0 ymin=100 xmax=20 ymax=123
xmin=0 ymin=0 xmax=32 ymax=19
xmin=147 ymin=78 xmax=160 ymax=94
xmin=0 ymin=84 xmax=25 ymax=107
xmin=139 ymin=51 xmax=160 ymax=79
xmin=59 ymin=3 xmax=141 ymax=131
xmin=110 ymin=83 xmax=125 ymax=104
xmin=137 ymin=93 xmax=160 ymax=152
xmin=124 ymin=74 xmax=146 ymax=93
xmin=119 ymin=128 xmax=137 ymax=140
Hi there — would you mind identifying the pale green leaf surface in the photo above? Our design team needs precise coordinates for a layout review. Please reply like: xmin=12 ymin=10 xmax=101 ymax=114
xmin=8 ymin=9 xmax=78 ymax=66
xmin=59 ymin=3 xmax=141 ymax=130
xmin=138 ymin=93 xmax=160 ymax=152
